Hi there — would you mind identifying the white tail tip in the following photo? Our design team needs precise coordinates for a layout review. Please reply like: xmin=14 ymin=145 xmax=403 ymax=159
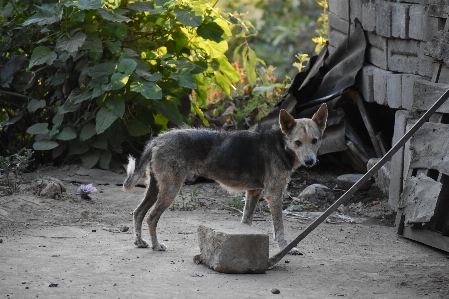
xmin=126 ymin=155 xmax=136 ymax=176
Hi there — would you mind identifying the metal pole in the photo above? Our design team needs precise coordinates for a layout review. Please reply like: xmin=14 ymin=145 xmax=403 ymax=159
xmin=268 ymin=89 xmax=449 ymax=268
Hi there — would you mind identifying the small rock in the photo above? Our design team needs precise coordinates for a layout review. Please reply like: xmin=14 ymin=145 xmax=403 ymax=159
xmin=48 ymin=283 xmax=58 ymax=287
xmin=120 ymin=226 xmax=129 ymax=232
xmin=336 ymin=174 xmax=371 ymax=191
xmin=92 ymin=229 xmax=96 ymax=232
xmin=0 ymin=239 xmax=3 ymax=243
xmin=271 ymin=288 xmax=280 ymax=294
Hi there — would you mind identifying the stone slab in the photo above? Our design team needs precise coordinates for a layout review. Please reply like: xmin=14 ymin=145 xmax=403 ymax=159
xmin=197 ymin=222 xmax=269 ymax=274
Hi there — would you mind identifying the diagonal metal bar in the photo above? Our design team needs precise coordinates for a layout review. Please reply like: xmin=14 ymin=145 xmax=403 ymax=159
xmin=268 ymin=88 xmax=449 ymax=268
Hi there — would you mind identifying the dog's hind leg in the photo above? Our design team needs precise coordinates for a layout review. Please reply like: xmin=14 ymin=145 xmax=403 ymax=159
xmin=146 ymin=173 xmax=185 ymax=251
xmin=241 ymin=189 xmax=263 ymax=225
xmin=133 ymin=173 xmax=159 ymax=248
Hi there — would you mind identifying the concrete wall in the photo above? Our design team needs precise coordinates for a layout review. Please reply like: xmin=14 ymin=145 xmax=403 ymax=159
xmin=328 ymin=0 xmax=449 ymax=210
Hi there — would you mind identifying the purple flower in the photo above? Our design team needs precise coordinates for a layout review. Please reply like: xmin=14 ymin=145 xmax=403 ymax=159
xmin=76 ymin=183 xmax=97 ymax=199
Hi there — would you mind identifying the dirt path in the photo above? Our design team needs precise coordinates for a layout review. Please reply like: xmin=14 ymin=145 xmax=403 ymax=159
xmin=1 ymin=166 xmax=449 ymax=298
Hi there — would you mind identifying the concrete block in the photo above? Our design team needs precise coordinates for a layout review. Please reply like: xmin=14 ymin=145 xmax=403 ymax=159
xmin=197 ymin=222 xmax=269 ymax=274
xmin=366 ymin=32 xmax=388 ymax=69
xmin=361 ymin=0 xmax=376 ymax=32
xmin=356 ymin=64 xmax=376 ymax=103
xmin=328 ymin=12 xmax=349 ymax=47
xmin=409 ymin=4 xmax=442 ymax=41
xmin=329 ymin=0 xmax=349 ymax=21
xmin=376 ymin=1 xmax=392 ymax=37
xmin=387 ymin=38 xmax=420 ymax=74
xmin=389 ymin=110 xmax=413 ymax=210
xmin=438 ymin=66 xmax=449 ymax=84
xmin=419 ymin=43 xmax=436 ymax=78
xmin=401 ymin=173 xmax=441 ymax=224
xmin=386 ymin=73 xmax=402 ymax=109
xmin=408 ymin=122 xmax=449 ymax=174
xmin=401 ymin=73 xmax=423 ymax=110
xmin=409 ymin=5 xmax=427 ymax=41
xmin=349 ymin=0 xmax=363 ymax=23
xmin=411 ymin=79 xmax=449 ymax=113
xmin=373 ymin=67 xmax=390 ymax=105
xmin=391 ymin=2 xmax=410 ymax=39
xmin=367 ymin=158 xmax=391 ymax=196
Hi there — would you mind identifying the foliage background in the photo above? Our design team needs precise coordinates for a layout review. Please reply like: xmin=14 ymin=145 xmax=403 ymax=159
xmin=0 ymin=0 xmax=327 ymax=170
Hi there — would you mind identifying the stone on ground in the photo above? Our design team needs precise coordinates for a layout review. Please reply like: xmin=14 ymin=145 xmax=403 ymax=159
xmin=197 ymin=222 xmax=269 ymax=274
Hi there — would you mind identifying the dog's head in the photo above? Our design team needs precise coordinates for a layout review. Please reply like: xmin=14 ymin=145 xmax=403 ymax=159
xmin=279 ymin=104 xmax=328 ymax=168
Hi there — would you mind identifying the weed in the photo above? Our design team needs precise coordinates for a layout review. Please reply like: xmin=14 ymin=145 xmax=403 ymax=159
xmin=170 ymin=188 xmax=200 ymax=211
xmin=228 ymin=196 xmax=245 ymax=211
xmin=0 ymin=148 xmax=33 ymax=195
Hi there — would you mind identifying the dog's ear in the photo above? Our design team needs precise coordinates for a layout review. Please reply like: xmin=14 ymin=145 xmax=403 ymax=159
xmin=279 ymin=109 xmax=296 ymax=134
xmin=311 ymin=103 xmax=328 ymax=133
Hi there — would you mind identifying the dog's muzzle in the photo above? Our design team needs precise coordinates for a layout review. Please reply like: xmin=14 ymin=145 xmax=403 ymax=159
xmin=303 ymin=157 xmax=315 ymax=167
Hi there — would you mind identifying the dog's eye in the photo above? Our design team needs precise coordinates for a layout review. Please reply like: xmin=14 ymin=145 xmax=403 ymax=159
xmin=312 ymin=138 xmax=318 ymax=144
xmin=295 ymin=140 xmax=302 ymax=147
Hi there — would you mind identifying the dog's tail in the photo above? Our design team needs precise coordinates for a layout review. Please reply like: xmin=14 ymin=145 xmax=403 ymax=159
xmin=123 ymin=144 xmax=153 ymax=191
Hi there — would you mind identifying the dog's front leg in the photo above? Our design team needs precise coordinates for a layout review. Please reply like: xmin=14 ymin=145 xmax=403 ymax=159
xmin=265 ymin=193 xmax=302 ymax=255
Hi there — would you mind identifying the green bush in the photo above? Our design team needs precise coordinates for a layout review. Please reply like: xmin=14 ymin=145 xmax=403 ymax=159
xmin=0 ymin=0 xmax=259 ymax=168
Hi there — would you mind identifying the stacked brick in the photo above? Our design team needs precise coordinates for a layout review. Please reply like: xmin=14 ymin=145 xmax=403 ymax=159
xmin=328 ymin=0 xmax=449 ymax=210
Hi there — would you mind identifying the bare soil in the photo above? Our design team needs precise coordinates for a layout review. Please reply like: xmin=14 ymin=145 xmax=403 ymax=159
xmin=1 ymin=162 xmax=449 ymax=299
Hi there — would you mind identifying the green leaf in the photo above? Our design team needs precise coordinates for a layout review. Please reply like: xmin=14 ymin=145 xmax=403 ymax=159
xmin=244 ymin=47 xmax=257 ymax=85
xmin=193 ymin=73 xmax=208 ymax=105
xmin=55 ymin=127 xmax=76 ymax=140
xmin=105 ymin=0 xmax=121 ymax=9
xmin=173 ymin=7 xmax=202 ymax=28
xmin=88 ymin=62 xmax=116 ymax=83
xmin=96 ymin=107 xmax=118 ymax=134
xmin=89 ymin=134 xmax=108 ymax=149
xmin=52 ymin=114 xmax=64 ymax=125
xmin=68 ymin=88 xmax=92 ymax=104
xmin=152 ymin=99 xmax=183 ymax=125
xmin=23 ymin=4 xmax=62 ymax=26
xmin=118 ymin=59 xmax=137 ymax=76
xmin=29 ymin=46 xmax=57 ymax=68
xmin=52 ymin=144 xmax=66 ymax=159
xmin=56 ymin=32 xmax=87 ymax=53
xmin=80 ymin=124 xmax=96 ymax=141
xmin=99 ymin=8 xmax=131 ymax=22
xmin=214 ymin=56 xmax=240 ymax=82
xmin=214 ymin=71 xmax=232 ymax=95
xmin=27 ymin=99 xmax=46 ymax=113
xmin=82 ymin=33 xmax=103 ymax=52
xmin=81 ymin=149 xmax=100 ymax=169
xmin=127 ymin=119 xmax=151 ymax=137
xmin=115 ymin=23 xmax=127 ymax=41
xmin=197 ymin=22 xmax=225 ymax=43
xmin=106 ymin=97 xmax=125 ymax=118
xmin=0 ymin=55 xmax=27 ymax=84
xmin=111 ymin=73 xmax=129 ymax=90
xmin=191 ymin=101 xmax=209 ymax=126
xmin=130 ymin=79 xmax=162 ymax=99
xmin=70 ymin=0 xmax=102 ymax=10
xmin=127 ymin=2 xmax=155 ymax=11
xmin=68 ymin=141 xmax=89 ymax=155
xmin=170 ymin=68 xmax=196 ymax=89
xmin=33 ymin=140 xmax=59 ymax=151
xmin=135 ymin=70 xmax=162 ymax=81
xmin=214 ymin=18 xmax=232 ymax=37
xmin=98 ymin=150 xmax=112 ymax=169
xmin=27 ymin=123 xmax=49 ymax=135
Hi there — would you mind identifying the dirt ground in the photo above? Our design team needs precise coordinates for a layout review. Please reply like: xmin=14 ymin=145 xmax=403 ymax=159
xmin=1 ymin=162 xmax=449 ymax=299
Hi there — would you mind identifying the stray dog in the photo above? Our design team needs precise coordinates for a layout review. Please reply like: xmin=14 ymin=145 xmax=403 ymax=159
xmin=123 ymin=104 xmax=328 ymax=254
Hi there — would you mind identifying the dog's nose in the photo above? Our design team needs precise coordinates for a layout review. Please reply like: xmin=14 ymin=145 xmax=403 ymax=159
xmin=304 ymin=157 xmax=315 ymax=166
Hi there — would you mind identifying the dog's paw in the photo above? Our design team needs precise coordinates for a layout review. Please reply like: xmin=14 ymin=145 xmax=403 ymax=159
xmin=152 ymin=243 xmax=167 ymax=251
xmin=134 ymin=239 xmax=149 ymax=248
xmin=288 ymin=247 xmax=303 ymax=255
